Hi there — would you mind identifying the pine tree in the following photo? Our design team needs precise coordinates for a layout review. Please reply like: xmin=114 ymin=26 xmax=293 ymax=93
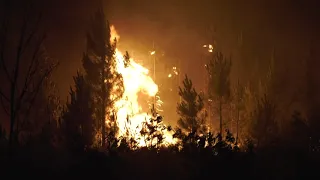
xmin=242 ymin=52 xmax=278 ymax=148
xmin=82 ymin=8 xmax=126 ymax=147
xmin=62 ymin=71 xmax=94 ymax=150
xmin=205 ymin=51 xmax=231 ymax=136
xmin=231 ymin=79 xmax=245 ymax=144
xmin=177 ymin=75 xmax=207 ymax=133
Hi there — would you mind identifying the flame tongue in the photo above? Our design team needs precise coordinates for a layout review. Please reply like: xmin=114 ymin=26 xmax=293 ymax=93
xmin=109 ymin=26 xmax=175 ymax=147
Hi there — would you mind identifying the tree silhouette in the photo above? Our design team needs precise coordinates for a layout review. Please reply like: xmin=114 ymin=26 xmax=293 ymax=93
xmin=304 ymin=42 xmax=320 ymax=142
xmin=245 ymin=50 xmax=278 ymax=148
xmin=16 ymin=77 xmax=60 ymax=145
xmin=231 ymin=79 xmax=245 ymax=144
xmin=250 ymin=93 xmax=277 ymax=148
xmin=140 ymin=105 xmax=166 ymax=148
xmin=177 ymin=75 xmax=207 ymax=133
xmin=62 ymin=71 xmax=94 ymax=150
xmin=205 ymin=51 xmax=231 ymax=136
xmin=0 ymin=2 xmax=58 ymax=148
xmin=82 ymin=8 xmax=128 ymax=147
xmin=289 ymin=111 xmax=310 ymax=150
xmin=23 ymin=81 xmax=62 ymax=151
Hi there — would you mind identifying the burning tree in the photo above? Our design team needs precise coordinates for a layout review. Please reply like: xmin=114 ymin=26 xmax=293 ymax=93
xmin=177 ymin=75 xmax=207 ymax=134
xmin=205 ymin=51 xmax=231 ymax=136
xmin=82 ymin=8 xmax=127 ymax=147
xmin=0 ymin=2 xmax=58 ymax=147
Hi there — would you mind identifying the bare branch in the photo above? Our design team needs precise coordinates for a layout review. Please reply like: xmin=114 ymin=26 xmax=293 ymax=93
xmin=11 ymin=9 xmax=45 ymax=119
xmin=20 ymin=66 xmax=56 ymax=129
xmin=0 ymin=95 xmax=10 ymax=116
xmin=16 ymin=11 xmax=28 ymax=58
xmin=20 ymin=14 xmax=43 ymax=56
xmin=16 ymin=34 xmax=45 ymax=109
xmin=0 ymin=7 xmax=12 ymax=83
xmin=0 ymin=88 xmax=9 ymax=102
xmin=12 ymin=3 xmax=38 ymax=90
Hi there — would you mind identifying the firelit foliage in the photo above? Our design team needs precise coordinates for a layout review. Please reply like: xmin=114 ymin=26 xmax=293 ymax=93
xmin=171 ymin=127 xmax=238 ymax=155
xmin=177 ymin=75 xmax=207 ymax=133
xmin=138 ymin=105 xmax=167 ymax=149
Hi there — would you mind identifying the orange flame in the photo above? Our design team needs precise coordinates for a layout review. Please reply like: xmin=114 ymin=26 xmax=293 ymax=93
xmin=108 ymin=25 xmax=176 ymax=147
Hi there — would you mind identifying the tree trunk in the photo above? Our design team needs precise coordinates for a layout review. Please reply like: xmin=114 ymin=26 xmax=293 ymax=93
xmin=219 ymin=95 xmax=222 ymax=137
xmin=101 ymin=62 xmax=106 ymax=147
xmin=9 ymin=80 xmax=17 ymax=148
xmin=236 ymin=105 xmax=239 ymax=144
xmin=9 ymin=105 xmax=15 ymax=148
xmin=236 ymin=79 xmax=240 ymax=144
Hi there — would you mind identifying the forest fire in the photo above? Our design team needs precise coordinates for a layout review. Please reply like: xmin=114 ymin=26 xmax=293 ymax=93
xmin=109 ymin=26 xmax=176 ymax=147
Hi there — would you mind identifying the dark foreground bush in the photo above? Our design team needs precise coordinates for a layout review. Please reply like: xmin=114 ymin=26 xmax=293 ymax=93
xmin=1 ymin=145 xmax=320 ymax=180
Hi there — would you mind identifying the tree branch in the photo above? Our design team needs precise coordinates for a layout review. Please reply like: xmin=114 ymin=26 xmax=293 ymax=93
xmin=20 ymin=63 xmax=56 ymax=125
xmin=0 ymin=88 xmax=9 ymax=102
xmin=13 ymin=4 xmax=39 ymax=88
xmin=15 ymin=34 xmax=44 ymax=113
xmin=9 ymin=13 xmax=28 ymax=123
xmin=0 ymin=95 xmax=10 ymax=116
xmin=0 ymin=8 xmax=12 ymax=83
xmin=20 ymin=14 xmax=43 ymax=56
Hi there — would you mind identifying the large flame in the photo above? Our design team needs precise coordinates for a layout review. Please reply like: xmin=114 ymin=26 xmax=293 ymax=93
xmin=109 ymin=26 xmax=176 ymax=147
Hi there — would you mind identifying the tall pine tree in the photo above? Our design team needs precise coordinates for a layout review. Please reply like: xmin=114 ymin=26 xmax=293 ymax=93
xmin=177 ymin=75 xmax=207 ymax=133
xmin=231 ymin=79 xmax=245 ymax=144
xmin=82 ymin=8 xmax=126 ymax=147
xmin=205 ymin=51 xmax=231 ymax=136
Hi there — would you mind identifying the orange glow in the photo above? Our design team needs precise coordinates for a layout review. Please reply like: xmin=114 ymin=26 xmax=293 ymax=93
xmin=203 ymin=44 xmax=214 ymax=53
xmin=108 ymin=25 xmax=177 ymax=147
xmin=150 ymin=51 xmax=156 ymax=55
